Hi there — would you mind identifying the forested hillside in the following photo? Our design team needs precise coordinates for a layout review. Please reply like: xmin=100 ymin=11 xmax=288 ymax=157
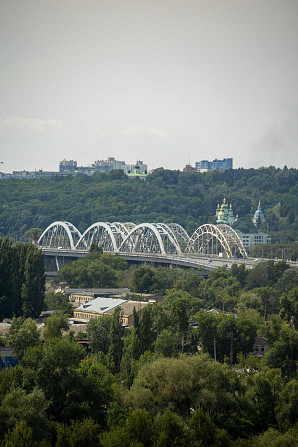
xmin=0 ymin=167 xmax=297 ymax=246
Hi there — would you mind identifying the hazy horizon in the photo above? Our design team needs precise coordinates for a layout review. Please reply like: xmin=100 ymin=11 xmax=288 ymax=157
xmin=1 ymin=0 xmax=297 ymax=173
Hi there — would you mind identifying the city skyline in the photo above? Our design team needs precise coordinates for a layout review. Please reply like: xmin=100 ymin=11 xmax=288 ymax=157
xmin=1 ymin=1 xmax=298 ymax=173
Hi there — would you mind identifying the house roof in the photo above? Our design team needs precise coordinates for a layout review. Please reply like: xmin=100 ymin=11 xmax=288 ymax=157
xmin=75 ymin=297 xmax=149 ymax=317
xmin=120 ymin=301 xmax=148 ymax=316
xmin=75 ymin=297 xmax=128 ymax=314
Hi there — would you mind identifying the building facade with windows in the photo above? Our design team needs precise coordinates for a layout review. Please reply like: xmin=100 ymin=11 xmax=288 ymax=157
xmin=72 ymin=297 xmax=148 ymax=327
xmin=196 ymin=158 xmax=233 ymax=172
xmin=59 ymin=157 xmax=148 ymax=176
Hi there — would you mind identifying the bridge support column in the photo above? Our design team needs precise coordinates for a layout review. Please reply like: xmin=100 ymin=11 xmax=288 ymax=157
xmin=55 ymin=256 xmax=60 ymax=271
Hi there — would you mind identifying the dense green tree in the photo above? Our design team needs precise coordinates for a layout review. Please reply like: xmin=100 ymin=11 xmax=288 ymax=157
xmin=131 ymin=266 xmax=155 ymax=293
xmin=86 ymin=315 xmax=112 ymax=354
xmin=280 ymin=286 xmax=298 ymax=328
xmin=263 ymin=325 xmax=298 ymax=378
xmin=100 ymin=409 xmax=154 ymax=447
xmin=55 ymin=418 xmax=100 ymax=447
xmin=22 ymin=338 xmax=86 ymax=421
xmin=43 ymin=312 xmax=69 ymax=340
xmin=139 ymin=305 xmax=155 ymax=354
xmin=1 ymin=421 xmax=34 ymax=447
xmin=7 ymin=317 xmax=40 ymax=360
xmin=196 ymin=313 xmax=256 ymax=363
xmin=277 ymin=268 xmax=298 ymax=294
xmin=108 ymin=307 xmax=124 ymax=373
xmin=246 ymin=367 xmax=283 ymax=430
xmin=125 ymin=355 xmax=242 ymax=419
xmin=0 ymin=239 xmax=18 ymax=319
xmin=154 ymin=409 xmax=190 ymax=447
xmin=0 ymin=388 xmax=50 ymax=442
xmin=21 ymin=245 xmax=45 ymax=318
xmin=275 ymin=379 xmax=298 ymax=431
xmin=43 ymin=292 xmax=73 ymax=316
xmin=57 ymin=253 xmax=126 ymax=288
xmin=154 ymin=329 xmax=179 ymax=358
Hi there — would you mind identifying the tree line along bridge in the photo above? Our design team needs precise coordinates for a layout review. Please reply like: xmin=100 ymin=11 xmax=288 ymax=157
xmin=39 ymin=221 xmax=259 ymax=272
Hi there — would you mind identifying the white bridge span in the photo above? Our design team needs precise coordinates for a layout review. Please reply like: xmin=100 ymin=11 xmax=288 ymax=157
xmin=39 ymin=221 xmax=247 ymax=259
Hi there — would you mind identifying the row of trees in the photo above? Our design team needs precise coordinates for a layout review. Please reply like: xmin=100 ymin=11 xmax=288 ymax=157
xmin=1 ymin=166 xmax=297 ymax=249
xmin=0 ymin=239 xmax=45 ymax=320
xmin=1 ymin=300 xmax=297 ymax=446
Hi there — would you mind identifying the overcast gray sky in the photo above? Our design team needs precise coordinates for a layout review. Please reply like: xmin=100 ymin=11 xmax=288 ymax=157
xmin=1 ymin=0 xmax=297 ymax=172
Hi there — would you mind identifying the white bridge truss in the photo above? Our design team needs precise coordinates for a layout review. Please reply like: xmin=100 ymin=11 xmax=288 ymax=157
xmin=38 ymin=221 xmax=247 ymax=258
xmin=185 ymin=224 xmax=247 ymax=258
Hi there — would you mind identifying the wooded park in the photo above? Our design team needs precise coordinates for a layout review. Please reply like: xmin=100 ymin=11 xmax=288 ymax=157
xmin=0 ymin=239 xmax=297 ymax=446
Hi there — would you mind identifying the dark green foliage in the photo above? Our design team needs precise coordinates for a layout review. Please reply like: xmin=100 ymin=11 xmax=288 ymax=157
xmin=1 ymin=167 xmax=297 ymax=249
xmin=87 ymin=315 xmax=112 ymax=354
xmin=55 ymin=418 xmax=100 ymax=447
xmin=57 ymin=252 xmax=126 ymax=287
xmin=263 ymin=325 xmax=298 ymax=378
xmin=43 ymin=312 xmax=70 ymax=339
xmin=154 ymin=329 xmax=179 ymax=358
xmin=7 ymin=317 xmax=40 ymax=360
xmin=131 ymin=266 xmax=155 ymax=293
xmin=1 ymin=421 xmax=34 ymax=447
xmin=196 ymin=312 xmax=257 ymax=363
xmin=154 ymin=409 xmax=190 ymax=447
xmin=108 ymin=307 xmax=124 ymax=373
xmin=1 ymin=228 xmax=298 ymax=445
xmin=0 ymin=388 xmax=50 ymax=442
xmin=0 ymin=239 xmax=45 ymax=319
xmin=280 ymin=286 xmax=298 ymax=328
xmin=21 ymin=245 xmax=45 ymax=317
xmin=43 ymin=292 xmax=73 ymax=316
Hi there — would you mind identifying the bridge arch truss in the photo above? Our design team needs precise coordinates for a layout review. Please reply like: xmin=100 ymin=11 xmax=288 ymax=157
xmin=119 ymin=223 xmax=182 ymax=255
xmin=38 ymin=221 xmax=82 ymax=250
xmin=75 ymin=222 xmax=126 ymax=251
xmin=186 ymin=224 xmax=247 ymax=258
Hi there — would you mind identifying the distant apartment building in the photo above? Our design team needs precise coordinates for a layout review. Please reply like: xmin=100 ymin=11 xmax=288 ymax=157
xmin=196 ymin=158 xmax=233 ymax=172
xmin=0 ymin=169 xmax=68 ymax=180
xmin=0 ymin=157 xmax=148 ymax=180
xmin=59 ymin=157 xmax=148 ymax=176
xmin=59 ymin=159 xmax=78 ymax=173
xmin=240 ymin=232 xmax=271 ymax=249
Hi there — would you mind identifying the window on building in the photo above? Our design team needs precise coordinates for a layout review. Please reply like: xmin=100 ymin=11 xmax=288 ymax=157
xmin=261 ymin=346 xmax=264 ymax=352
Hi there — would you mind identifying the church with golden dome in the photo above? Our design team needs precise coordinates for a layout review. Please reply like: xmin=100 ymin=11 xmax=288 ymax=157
xmin=215 ymin=198 xmax=237 ymax=226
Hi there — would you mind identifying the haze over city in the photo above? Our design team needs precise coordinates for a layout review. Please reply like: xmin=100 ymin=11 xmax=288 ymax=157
xmin=1 ymin=0 xmax=297 ymax=173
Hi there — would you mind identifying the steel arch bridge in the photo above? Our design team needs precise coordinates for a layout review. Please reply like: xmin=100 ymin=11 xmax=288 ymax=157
xmin=186 ymin=223 xmax=247 ymax=258
xmin=38 ymin=221 xmax=247 ymax=258
xmin=38 ymin=221 xmax=82 ymax=250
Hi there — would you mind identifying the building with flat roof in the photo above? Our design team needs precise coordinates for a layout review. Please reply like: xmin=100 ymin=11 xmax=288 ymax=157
xmin=73 ymin=297 xmax=149 ymax=327
xmin=59 ymin=158 xmax=148 ymax=176
xmin=196 ymin=158 xmax=233 ymax=172
xmin=66 ymin=287 xmax=130 ymax=306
